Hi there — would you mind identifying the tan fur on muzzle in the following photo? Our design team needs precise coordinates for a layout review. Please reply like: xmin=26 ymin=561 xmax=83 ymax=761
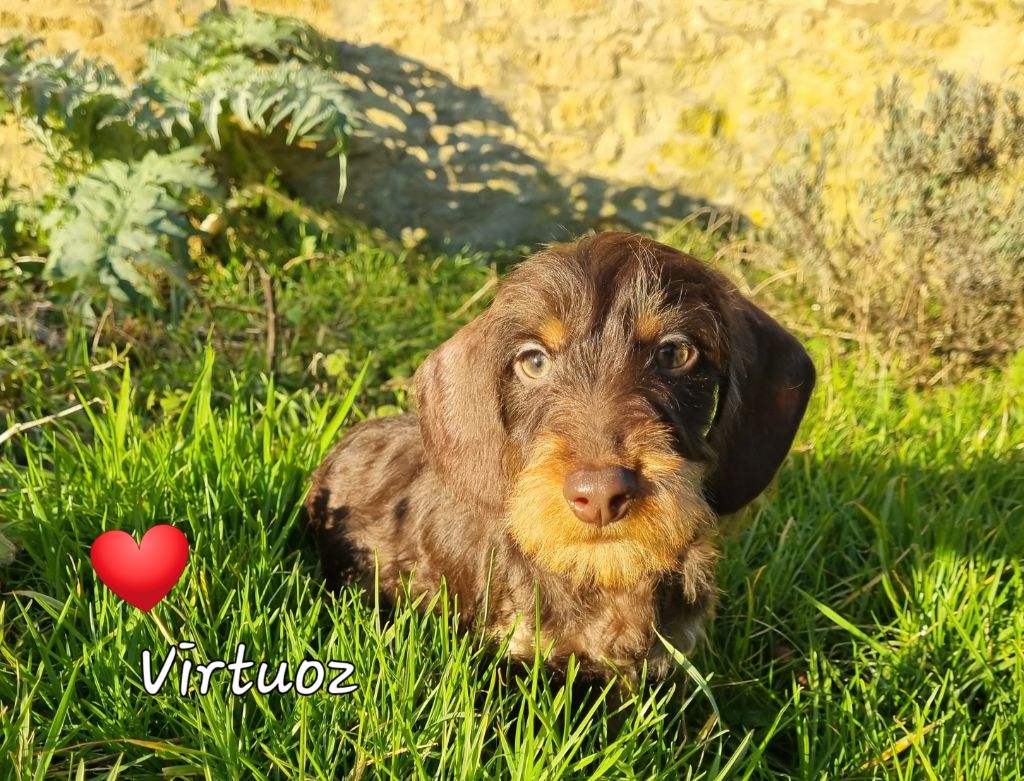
xmin=505 ymin=423 xmax=715 ymax=589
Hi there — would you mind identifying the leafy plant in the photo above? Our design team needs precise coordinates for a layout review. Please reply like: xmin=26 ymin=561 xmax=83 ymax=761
xmin=0 ymin=6 xmax=356 ymax=310
xmin=0 ymin=10 xmax=353 ymax=190
xmin=140 ymin=7 xmax=351 ymax=196
xmin=42 ymin=148 xmax=216 ymax=308
xmin=146 ymin=6 xmax=335 ymax=73
xmin=770 ymin=71 xmax=1024 ymax=377
xmin=0 ymin=177 xmax=46 ymax=270
xmin=191 ymin=59 xmax=352 ymax=198
xmin=0 ymin=186 xmax=24 ymax=257
xmin=0 ymin=49 xmax=194 ymax=172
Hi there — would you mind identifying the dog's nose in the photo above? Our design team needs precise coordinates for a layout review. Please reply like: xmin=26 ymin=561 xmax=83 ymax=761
xmin=563 ymin=466 xmax=638 ymax=527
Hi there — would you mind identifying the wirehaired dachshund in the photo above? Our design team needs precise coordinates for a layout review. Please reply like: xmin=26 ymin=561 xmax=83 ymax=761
xmin=306 ymin=231 xmax=815 ymax=681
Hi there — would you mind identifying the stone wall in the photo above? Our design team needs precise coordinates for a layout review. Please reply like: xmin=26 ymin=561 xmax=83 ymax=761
xmin=2 ymin=0 xmax=1023 ymax=247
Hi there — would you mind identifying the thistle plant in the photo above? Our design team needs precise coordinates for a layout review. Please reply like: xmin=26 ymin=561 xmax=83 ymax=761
xmin=0 ymin=7 xmax=355 ymax=310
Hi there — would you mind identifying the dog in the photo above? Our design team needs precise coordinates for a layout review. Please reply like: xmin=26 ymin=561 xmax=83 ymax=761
xmin=306 ymin=231 xmax=815 ymax=681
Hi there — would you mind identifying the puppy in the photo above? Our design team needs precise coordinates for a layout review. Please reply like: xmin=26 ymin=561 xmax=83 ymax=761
xmin=306 ymin=231 xmax=815 ymax=681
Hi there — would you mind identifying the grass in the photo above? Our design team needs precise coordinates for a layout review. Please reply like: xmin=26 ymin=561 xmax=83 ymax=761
xmin=1 ymin=229 xmax=1023 ymax=779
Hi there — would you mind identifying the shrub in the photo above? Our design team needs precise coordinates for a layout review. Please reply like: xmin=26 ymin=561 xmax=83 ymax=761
xmin=0 ymin=43 xmax=189 ymax=175
xmin=770 ymin=71 xmax=1024 ymax=376
xmin=0 ymin=7 xmax=355 ymax=311
xmin=43 ymin=148 xmax=216 ymax=308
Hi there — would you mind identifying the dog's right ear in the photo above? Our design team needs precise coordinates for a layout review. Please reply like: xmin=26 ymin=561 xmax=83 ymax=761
xmin=414 ymin=310 xmax=506 ymax=513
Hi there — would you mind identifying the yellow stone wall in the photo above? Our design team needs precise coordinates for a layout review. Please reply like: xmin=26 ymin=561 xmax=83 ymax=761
xmin=3 ymin=0 xmax=1023 ymax=246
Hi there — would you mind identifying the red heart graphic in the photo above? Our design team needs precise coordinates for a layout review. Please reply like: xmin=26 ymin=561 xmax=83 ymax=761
xmin=90 ymin=525 xmax=189 ymax=611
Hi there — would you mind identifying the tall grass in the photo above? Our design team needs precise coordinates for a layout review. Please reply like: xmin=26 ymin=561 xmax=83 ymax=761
xmin=2 ymin=330 xmax=1021 ymax=778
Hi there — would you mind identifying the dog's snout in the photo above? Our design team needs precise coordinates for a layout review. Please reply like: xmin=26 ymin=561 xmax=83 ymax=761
xmin=563 ymin=466 xmax=638 ymax=527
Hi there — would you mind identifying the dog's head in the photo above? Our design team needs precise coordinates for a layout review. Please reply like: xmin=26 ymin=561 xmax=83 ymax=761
xmin=415 ymin=232 xmax=815 ymax=588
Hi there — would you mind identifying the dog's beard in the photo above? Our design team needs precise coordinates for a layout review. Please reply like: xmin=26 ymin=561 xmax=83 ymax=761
xmin=505 ymin=425 xmax=717 ymax=590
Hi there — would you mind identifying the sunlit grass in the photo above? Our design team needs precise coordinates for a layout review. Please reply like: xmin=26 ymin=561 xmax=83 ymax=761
xmin=1 ymin=238 xmax=1022 ymax=779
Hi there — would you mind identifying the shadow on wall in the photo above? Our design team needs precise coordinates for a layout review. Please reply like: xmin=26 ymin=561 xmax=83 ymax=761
xmin=288 ymin=41 xmax=718 ymax=250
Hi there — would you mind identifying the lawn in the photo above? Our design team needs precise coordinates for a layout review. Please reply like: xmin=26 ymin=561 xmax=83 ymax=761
xmin=1 ymin=232 xmax=1023 ymax=780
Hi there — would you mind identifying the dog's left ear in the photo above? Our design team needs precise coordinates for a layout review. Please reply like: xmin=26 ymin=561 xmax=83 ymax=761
xmin=414 ymin=309 xmax=507 ymax=513
xmin=704 ymin=293 xmax=815 ymax=515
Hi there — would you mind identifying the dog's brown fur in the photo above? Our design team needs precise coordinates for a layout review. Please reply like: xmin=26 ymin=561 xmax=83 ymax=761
xmin=306 ymin=232 xmax=815 ymax=680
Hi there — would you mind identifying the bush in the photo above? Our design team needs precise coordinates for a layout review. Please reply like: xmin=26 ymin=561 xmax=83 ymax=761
xmin=42 ymin=148 xmax=216 ymax=308
xmin=770 ymin=71 xmax=1024 ymax=377
xmin=0 ymin=7 xmax=355 ymax=312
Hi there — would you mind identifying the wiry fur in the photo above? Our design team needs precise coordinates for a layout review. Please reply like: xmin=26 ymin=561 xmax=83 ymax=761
xmin=506 ymin=428 xmax=714 ymax=589
xmin=306 ymin=231 xmax=815 ymax=681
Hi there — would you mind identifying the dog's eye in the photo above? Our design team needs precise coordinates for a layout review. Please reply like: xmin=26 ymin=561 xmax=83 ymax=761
xmin=655 ymin=340 xmax=698 ymax=372
xmin=516 ymin=348 xmax=552 ymax=381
